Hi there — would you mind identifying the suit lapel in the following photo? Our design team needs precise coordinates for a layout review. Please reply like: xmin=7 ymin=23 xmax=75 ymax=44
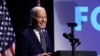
xmin=28 ymin=28 xmax=44 ymax=51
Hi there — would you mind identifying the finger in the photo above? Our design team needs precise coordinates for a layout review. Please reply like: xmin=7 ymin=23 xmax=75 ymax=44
xmin=47 ymin=52 xmax=51 ymax=55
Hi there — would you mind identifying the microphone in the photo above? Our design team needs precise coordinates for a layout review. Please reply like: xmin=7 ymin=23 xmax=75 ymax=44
xmin=74 ymin=38 xmax=81 ymax=47
xmin=63 ymin=33 xmax=72 ymax=42
xmin=76 ymin=42 xmax=81 ymax=47
xmin=63 ymin=33 xmax=81 ymax=47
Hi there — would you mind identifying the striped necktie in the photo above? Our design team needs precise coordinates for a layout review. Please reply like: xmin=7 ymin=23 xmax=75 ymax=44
xmin=39 ymin=30 xmax=47 ymax=52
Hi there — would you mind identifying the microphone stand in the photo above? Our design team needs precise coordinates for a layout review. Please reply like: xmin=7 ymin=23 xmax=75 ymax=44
xmin=67 ymin=23 xmax=77 ymax=56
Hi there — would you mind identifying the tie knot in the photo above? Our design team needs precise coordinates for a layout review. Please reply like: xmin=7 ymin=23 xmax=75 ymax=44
xmin=39 ymin=30 xmax=43 ymax=38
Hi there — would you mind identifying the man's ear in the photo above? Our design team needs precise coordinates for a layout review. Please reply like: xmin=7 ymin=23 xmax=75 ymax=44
xmin=31 ymin=17 xmax=37 ymax=24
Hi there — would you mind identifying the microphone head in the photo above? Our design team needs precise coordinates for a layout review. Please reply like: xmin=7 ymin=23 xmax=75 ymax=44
xmin=63 ymin=33 xmax=68 ymax=37
xmin=63 ymin=33 xmax=71 ymax=39
xmin=76 ymin=42 xmax=81 ymax=47
xmin=74 ymin=38 xmax=79 ymax=42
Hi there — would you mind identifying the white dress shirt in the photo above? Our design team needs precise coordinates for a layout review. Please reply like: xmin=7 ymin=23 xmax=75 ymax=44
xmin=33 ymin=29 xmax=41 ymax=42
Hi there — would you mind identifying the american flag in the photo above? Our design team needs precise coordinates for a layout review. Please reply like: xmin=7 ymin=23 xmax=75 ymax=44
xmin=0 ymin=0 xmax=16 ymax=56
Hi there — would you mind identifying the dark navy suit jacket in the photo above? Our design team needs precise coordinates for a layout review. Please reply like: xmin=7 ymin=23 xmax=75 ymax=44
xmin=16 ymin=27 xmax=53 ymax=56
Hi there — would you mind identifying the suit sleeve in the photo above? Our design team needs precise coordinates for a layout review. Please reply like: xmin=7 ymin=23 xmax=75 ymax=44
xmin=15 ymin=33 xmax=29 ymax=56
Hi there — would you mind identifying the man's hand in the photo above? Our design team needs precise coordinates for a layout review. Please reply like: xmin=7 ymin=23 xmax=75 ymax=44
xmin=38 ymin=52 xmax=51 ymax=56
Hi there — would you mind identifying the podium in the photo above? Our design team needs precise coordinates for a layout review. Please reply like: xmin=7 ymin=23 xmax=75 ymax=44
xmin=51 ymin=51 xmax=97 ymax=56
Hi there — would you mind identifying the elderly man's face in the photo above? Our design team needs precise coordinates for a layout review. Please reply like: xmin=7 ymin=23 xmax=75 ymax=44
xmin=34 ymin=9 xmax=47 ymax=30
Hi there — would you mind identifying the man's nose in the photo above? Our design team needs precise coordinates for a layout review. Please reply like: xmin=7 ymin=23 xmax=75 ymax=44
xmin=42 ymin=17 xmax=46 ymax=21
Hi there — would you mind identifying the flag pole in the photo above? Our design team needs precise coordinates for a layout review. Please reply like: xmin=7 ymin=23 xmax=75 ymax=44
xmin=37 ymin=0 xmax=41 ymax=6
xmin=29 ymin=0 xmax=41 ymax=25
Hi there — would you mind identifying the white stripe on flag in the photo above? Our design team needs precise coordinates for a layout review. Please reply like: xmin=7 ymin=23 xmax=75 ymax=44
xmin=5 ymin=49 xmax=13 ymax=56
xmin=12 ymin=42 xmax=15 ymax=54
xmin=0 ymin=53 xmax=1 ymax=56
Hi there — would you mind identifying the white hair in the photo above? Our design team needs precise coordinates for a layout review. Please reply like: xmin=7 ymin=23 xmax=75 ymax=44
xmin=30 ymin=6 xmax=46 ymax=17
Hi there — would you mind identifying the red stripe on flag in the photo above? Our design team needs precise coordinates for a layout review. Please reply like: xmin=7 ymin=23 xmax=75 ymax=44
xmin=2 ymin=52 xmax=6 ymax=56
xmin=9 ymin=43 xmax=15 ymax=56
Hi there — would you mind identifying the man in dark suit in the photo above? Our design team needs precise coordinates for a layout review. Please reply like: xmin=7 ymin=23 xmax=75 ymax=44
xmin=16 ymin=6 xmax=53 ymax=56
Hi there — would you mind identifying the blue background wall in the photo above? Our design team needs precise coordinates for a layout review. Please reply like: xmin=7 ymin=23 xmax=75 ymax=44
xmin=54 ymin=0 xmax=100 ymax=56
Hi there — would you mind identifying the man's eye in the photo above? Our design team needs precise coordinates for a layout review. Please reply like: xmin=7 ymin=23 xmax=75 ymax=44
xmin=37 ymin=16 xmax=47 ymax=18
xmin=38 ymin=16 xmax=42 ymax=18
